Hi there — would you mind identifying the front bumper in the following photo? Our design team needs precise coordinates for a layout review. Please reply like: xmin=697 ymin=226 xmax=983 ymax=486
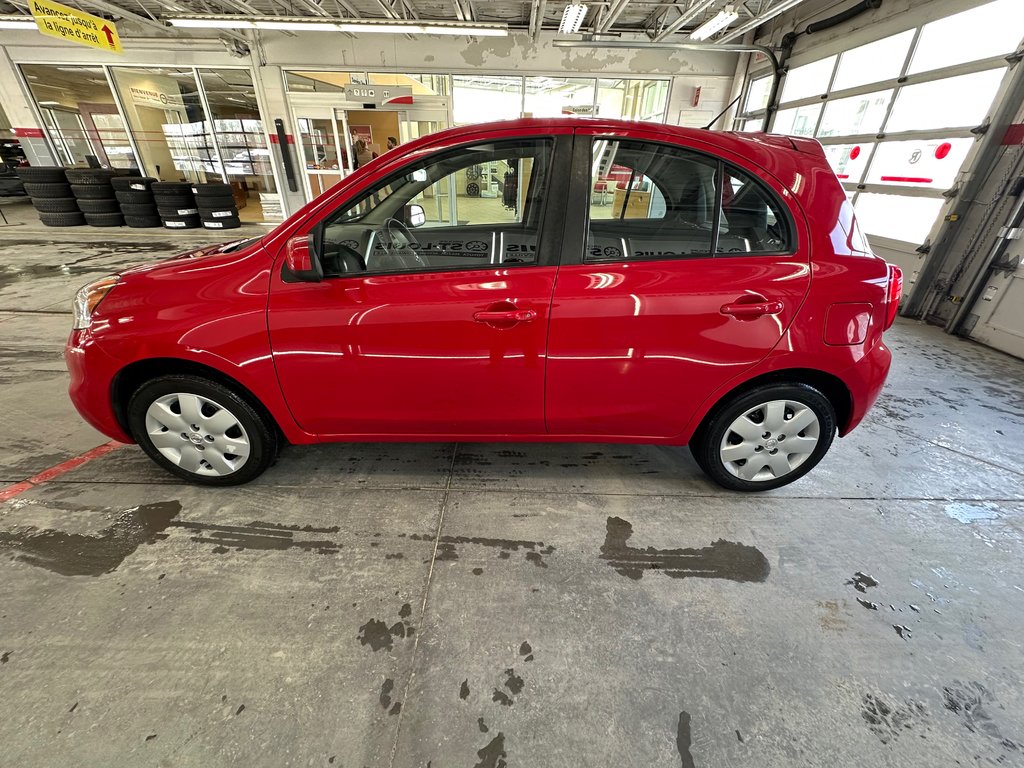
xmin=66 ymin=330 xmax=133 ymax=443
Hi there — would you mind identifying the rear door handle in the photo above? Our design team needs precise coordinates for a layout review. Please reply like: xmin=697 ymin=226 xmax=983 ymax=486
xmin=473 ymin=309 xmax=537 ymax=323
xmin=720 ymin=300 xmax=784 ymax=317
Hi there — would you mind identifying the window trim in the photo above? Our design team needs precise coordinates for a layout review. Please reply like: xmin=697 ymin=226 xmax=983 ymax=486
xmin=305 ymin=133 xmax=571 ymax=280
xmin=573 ymin=135 xmax=798 ymax=267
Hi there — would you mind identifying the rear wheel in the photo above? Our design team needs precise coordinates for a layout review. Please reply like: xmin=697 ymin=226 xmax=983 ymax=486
xmin=691 ymin=383 xmax=836 ymax=492
xmin=128 ymin=375 xmax=277 ymax=486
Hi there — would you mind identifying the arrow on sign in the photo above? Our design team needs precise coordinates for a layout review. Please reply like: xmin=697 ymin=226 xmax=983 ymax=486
xmin=101 ymin=24 xmax=114 ymax=47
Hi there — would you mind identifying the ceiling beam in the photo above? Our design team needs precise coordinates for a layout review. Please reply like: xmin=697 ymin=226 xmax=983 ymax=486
xmin=6 ymin=0 xmax=171 ymax=34
xmin=717 ymin=0 xmax=807 ymax=43
xmin=529 ymin=0 xmax=546 ymax=40
xmin=596 ymin=0 xmax=631 ymax=33
xmin=651 ymin=0 xmax=717 ymax=42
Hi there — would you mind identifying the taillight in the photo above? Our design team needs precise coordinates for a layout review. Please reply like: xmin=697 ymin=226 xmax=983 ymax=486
xmin=884 ymin=264 xmax=903 ymax=330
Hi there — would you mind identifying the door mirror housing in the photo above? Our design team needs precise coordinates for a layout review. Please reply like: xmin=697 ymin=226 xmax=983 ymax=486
xmin=283 ymin=235 xmax=323 ymax=282
xmin=404 ymin=204 xmax=426 ymax=228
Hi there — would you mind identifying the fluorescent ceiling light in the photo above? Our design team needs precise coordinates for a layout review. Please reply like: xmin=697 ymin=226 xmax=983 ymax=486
xmin=166 ymin=15 xmax=507 ymax=36
xmin=0 ymin=15 xmax=36 ymax=29
xmin=558 ymin=3 xmax=588 ymax=34
xmin=689 ymin=5 xmax=738 ymax=40
xmin=39 ymin=100 xmax=62 ymax=105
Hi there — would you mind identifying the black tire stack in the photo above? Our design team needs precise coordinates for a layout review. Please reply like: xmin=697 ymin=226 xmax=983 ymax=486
xmin=16 ymin=167 xmax=84 ymax=227
xmin=193 ymin=182 xmax=241 ymax=231
xmin=113 ymin=176 xmax=160 ymax=228
xmin=152 ymin=182 xmax=200 ymax=229
xmin=67 ymin=168 xmax=123 ymax=227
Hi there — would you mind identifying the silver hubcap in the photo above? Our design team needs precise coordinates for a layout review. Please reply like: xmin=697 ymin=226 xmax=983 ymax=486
xmin=144 ymin=393 xmax=250 ymax=477
xmin=720 ymin=399 xmax=821 ymax=482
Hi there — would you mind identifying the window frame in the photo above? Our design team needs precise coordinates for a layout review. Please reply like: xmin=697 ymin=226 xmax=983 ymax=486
xmin=309 ymin=133 xmax=571 ymax=279
xmin=577 ymin=135 xmax=798 ymax=266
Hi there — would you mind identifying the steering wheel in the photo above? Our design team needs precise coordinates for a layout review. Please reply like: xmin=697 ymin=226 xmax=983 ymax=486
xmin=372 ymin=218 xmax=427 ymax=271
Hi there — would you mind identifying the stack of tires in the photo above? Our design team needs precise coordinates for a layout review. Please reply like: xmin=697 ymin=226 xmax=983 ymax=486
xmin=152 ymin=182 xmax=200 ymax=229
xmin=67 ymin=169 xmax=123 ymax=228
xmin=193 ymin=182 xmax=241 ymax=231
xmin=113 ymin=176 xmax=160 ymax=228
xmin=16 ymin=167 xmax=84 ymax=227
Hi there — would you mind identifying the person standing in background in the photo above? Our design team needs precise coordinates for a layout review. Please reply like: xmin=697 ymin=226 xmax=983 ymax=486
xmin=387 ymin=136 xmax=399 ymax=151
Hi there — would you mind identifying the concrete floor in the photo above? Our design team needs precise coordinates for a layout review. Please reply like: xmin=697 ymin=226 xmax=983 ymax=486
xmin=1 ymin=225 xmax=1024 ymax=768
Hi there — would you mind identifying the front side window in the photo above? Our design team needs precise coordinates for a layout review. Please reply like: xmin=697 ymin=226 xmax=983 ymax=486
xmin=319 ymin=138 xmax=552 ymax=275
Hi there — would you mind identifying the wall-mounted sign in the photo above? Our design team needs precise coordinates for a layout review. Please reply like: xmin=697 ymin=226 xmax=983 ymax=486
xmin=128 ymin=85 xmax=183 ymax=109
xmin=343 ymin=85 xmax=413 ymax=107
xmin=562 ymin=104 xmax=597 ymax=115
xmin=31 ymin=0 xmax=122 ymax=54
xmin=692 ymin=86 xmax=702 ymax=108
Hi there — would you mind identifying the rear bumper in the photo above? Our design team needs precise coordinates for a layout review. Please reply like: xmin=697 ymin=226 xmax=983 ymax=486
xmin=66 ymin=331 xmax=133 ymax=443
xmin=839 ymin=337 xmax=892 ymax=436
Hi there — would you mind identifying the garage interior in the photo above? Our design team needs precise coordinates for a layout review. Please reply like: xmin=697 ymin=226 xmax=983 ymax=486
xmin=2 ymin=0 xmax=1024 ymax=765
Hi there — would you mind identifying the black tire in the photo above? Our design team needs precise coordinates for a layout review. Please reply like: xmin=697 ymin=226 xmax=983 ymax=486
xmin=127 ymin=375 xmax=277 ymax=486
xmin=31 ymin=197 xmax=79 ymax=213
xmin=71 ymin=183 xmax=115 ymax=199
xmin=162 ymin=214 xmax=201 ymax=229
xmin=193 ymin=182 xmax=232 ymax=197
xmin=116 ymin=190 xmax=155 ymax=205
xmin=66 ymin=168 xmax=116 ymax=184
xmin=200 ymin=207 xmax=238 ymax=220
xmin=84 ymin=212 xmax=125 ymax=227
xmin=112 ymin=176 xmax=156 ymax=192
xmin=202 ymin=216 xmax=241 ymax=230
xmin=157 ymin=204 xmax=200 ymax=217
xmin=196 ymin=196 xmax=235 ymax=211
xmin=120 ymin=202 xmax=158 ymax=217
xmin=151 ymin=181 xmax=193 ymax=195
xmin=124 ymin=215 xmax=162 ymax=228
xmin=77 ymin=198 xmax=121 ymax=214
xmin=23 ymin=181 xmax=73 ymax=198
xmin=690 ymin=383 xmax=836 ymax=492
xmin=16 ymin=167 xmax=68 ymax=183
xmin=38 ymin=211 xmax=86 ymax=227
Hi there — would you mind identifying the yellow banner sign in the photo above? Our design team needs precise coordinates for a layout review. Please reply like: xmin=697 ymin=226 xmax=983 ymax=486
xmin=31 ymin=0 xmax=122 ymax=54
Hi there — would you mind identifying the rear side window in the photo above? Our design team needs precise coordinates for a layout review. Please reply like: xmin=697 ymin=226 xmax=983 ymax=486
xmin=586 ymin=137 xmax=795 ymax=262
xmin=717 ymin=168 xmax=793 ymax=255
xmin=587 ymin=139 xmax=717 ymax=262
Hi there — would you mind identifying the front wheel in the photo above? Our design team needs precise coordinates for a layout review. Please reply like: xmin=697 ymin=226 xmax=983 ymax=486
xmin=691 ymin=383 xmax=836 ymax=492
xmin=127 ymin=375 xmax=277 ymax=486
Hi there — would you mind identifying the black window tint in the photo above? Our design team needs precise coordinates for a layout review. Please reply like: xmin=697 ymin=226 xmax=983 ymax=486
xmin=318 ymin=138 xmax=553 ymax=276
xmin=716 ymin=168 xmax=792 ymax=255
xmin=586 ymin=139 xmax=718 ymax=263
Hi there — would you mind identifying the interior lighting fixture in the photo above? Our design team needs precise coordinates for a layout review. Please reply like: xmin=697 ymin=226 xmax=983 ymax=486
xmin=558 ymin=3 xmax=588 ymax=34
xmin=166 ymin=15 xmax=508 ymax=36
xmin=0 ymin=15 xmax=36 ymax=29
xmin=689 ymin=5 xmax=738 ymax=40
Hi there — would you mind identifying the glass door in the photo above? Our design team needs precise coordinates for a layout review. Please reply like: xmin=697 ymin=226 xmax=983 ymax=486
xmin=295 ymin=108 xmax=345 ymax=199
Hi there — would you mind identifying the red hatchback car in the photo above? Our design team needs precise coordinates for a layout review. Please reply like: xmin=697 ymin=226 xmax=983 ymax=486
xmin=67 ymin=118 xmax=901 ymax=491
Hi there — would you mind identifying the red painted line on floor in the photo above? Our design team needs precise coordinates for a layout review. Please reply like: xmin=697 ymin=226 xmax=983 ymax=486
xmin=0 ymin=441 xmax=125 ymax=502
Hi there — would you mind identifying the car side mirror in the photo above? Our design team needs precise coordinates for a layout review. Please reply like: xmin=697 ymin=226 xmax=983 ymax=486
xmin=404 ymin=204 xmax=426 ymax=228
xmin=283 ymin=234 xmax=323 ymax=282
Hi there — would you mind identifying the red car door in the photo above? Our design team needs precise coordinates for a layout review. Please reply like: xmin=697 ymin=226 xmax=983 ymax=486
xmin=268 ymin=132 xmax=571 ymax=437
xmin=545 ymin=128 xmax=811 ymax=438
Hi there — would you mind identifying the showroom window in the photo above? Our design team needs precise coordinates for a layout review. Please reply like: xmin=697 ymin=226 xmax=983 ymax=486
xmin=20 ymin=65 xmax=137 ymax=169
xmin=21 ymin=64 xmax=280 ymax=222
xmin=735 ymin=0 xmax=1024 ymax=245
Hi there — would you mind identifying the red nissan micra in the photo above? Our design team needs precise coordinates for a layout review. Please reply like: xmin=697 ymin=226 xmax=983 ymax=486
xmin=66 ymin=118 xmax=901 ymax=491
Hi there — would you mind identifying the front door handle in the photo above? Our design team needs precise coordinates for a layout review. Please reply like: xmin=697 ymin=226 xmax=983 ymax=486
xmin=473 ymin=308 xmax=537 ymax=324
xmin=721 ymin=299 xmax=784 ymax=317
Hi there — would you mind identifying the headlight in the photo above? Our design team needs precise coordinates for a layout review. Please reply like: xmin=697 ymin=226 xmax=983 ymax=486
xmin=72 ymin=275 xmax=120 ymax=330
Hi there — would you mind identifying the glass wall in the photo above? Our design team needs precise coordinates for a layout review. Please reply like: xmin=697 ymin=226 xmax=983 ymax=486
xmin=735 ymin=0 xmax=1024 ymax=245
xmin=288 ymin=71 xmax=671 ymax=126
xmin=21 ymin=64 xmax=280 ymax=222
xmin=20 ymin=64 xmax=137 ymax=169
